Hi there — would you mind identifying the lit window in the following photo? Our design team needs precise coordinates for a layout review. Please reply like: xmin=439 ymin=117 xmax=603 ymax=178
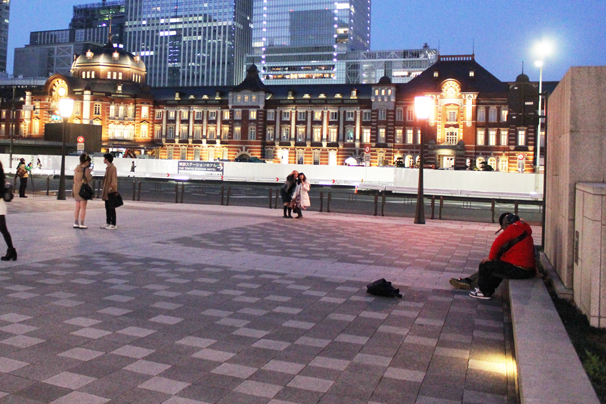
xmin=281 ymin=127 xmax=290 ymax=141
xmin=500 ymin=129 xmax=508 ymax=145
xmin=234 ymin=109 xmax=242 ymax=120
xmin=233 ymin=125 xmax=241 ymax=140
xmin=378 ymin=128 xmax=386 ymax=143
xmin=249 ymin=126 xmax=256 ymax=140
xmin=314 ymin=111 xmax=322 ymax=121
xmin=406 ymin=129 xmax=413 ymax=144
xmin=328 ymin=127 xmax=337 ymax=142
xmin=517 ymin=129 xmax=526 ymax=146
xmin=447 ymin=110 xmax=457 ymax=122
xmin=501 ymin=107 xmax=508 ymax=122
xmin=395 ymin=129 xmax=403 ymax=144
xmin=168 ymin=110 xmax=176 ymax=120
xmin=181 ymin=109 xmax=188 ymax=120
xmin=477 ymin=129 xmax=485 ymax=145
xmin=296 ymin=127 xmax=305 ymax=142
xmin=488 ymin=129 xmax=497 ymax=146
xmin=222 ymin=110 xmax=230 ymax=120
xmin=207 ymin=126 xmax=216 ymax=139
xmin=141 ymin=106 xmax=149 ymax=119
xmin=249 ymin=110 xmax=257 ymax=120
xmin=362 ymin=128 xmax=371 ymax=143
xmin=194 ymin=126 xmax=202 ymax=140
xmin=345 ymin=127 xmax=354 ymax=142
xmin=221 ymin=126 xmax=229 ymax=140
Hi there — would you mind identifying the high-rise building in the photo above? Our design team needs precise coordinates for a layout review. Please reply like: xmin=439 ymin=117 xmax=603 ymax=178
xmin=13 ymin=0 xmax=125 ymax=78
xmin=0 ymin=0 xmax=11 ymax=72
xmin=252 ymin=0 xmax=371 ymax=53
xmin=124 ymin=0 xmax=254 ymax=88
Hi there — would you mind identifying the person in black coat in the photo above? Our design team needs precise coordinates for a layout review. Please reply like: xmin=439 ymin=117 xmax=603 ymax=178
xmin=280 ymin=170 xmax=298 ymax=218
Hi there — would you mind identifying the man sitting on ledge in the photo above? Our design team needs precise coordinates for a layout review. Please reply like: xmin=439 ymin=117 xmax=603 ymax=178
xmin=458 ymin=213 xmax=536 ymax=300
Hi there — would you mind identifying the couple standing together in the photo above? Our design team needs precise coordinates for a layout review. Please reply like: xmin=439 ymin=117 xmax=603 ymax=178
xmin=72 ymin=153 xmax=119 ymax=230
xmin=281 ymin=170 xmax=310 ymax=219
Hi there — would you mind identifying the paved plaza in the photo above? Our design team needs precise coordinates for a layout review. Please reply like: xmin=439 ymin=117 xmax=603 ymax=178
xmin=0 ymin=196 xmax=540 ymax=403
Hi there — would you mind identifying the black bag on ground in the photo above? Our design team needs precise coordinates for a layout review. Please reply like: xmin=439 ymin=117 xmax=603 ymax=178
xmin=79 ymin=183 xmax=94 ymax=200
xmin=366 ymin=278 xmax=402 ymax=298
xmin=107 ymin=192 xmax=123 ymax=208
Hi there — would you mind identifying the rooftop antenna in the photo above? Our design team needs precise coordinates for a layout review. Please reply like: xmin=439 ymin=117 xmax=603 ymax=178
xmin=522 ymin=61 xmax=524 ymax=74
xmin=472 ymin=39 xmax=475 ymax=56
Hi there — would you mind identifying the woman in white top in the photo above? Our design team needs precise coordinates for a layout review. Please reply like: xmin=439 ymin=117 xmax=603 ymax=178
xmin=293 ymin=172 xmax=311 ymax=219
xmin=0 ymin=162 xmax=16 ymax=261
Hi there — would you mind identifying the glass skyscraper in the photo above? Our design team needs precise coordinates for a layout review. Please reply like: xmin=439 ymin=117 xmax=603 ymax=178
xmin=252 ymin=0 xmax=371 ymax=53
xmin=124 ymin=0 xmax=253 ymax=87
xmin=0 ymin=0 xmax=10 ymax=72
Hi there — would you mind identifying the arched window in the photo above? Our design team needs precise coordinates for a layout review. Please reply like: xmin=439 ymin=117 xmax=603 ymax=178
xmin=488 ymin=157 xmax=497 ymax=170
xmin=499 ymin=157 xmax=508 ymax=172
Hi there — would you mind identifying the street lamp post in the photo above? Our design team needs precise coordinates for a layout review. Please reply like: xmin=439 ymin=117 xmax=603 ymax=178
xmin=414 ymin=96 xmax=432 ymax=224
xmin=57 ymin=98 xmax=74 ymax=200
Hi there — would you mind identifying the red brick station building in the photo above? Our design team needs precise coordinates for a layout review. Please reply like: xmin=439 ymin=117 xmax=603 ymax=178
xmin=1 ymin=41 xmax=543 ymax=172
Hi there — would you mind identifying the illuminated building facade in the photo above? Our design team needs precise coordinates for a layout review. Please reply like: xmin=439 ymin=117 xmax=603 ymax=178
xmin=123 ymin=0 xmax=253 ymax=87
xmin=2 ymin=51 xmax=542 ymax=173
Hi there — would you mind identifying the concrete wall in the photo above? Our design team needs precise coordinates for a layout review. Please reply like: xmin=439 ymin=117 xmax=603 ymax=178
xmin=545 ymin=67 xmax=606 ymax=288
xmin=574 ymin=183 xmax=606 ymax=327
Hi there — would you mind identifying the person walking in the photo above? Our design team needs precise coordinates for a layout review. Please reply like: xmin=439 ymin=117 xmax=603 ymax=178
xmin=280 ymin=170 xmax=298 ymax=218
xmin=73 ymin=153 xmax=93 ymax=229
xmin=0 ymin=162 xmax=16 ymax=261
xmin=101 ymin=153 xmax=118 ymax=230
xmin=15 ymin=158 xmax=29 ymax=198
xmin=293 ymin=172 xmax=311 ymax=219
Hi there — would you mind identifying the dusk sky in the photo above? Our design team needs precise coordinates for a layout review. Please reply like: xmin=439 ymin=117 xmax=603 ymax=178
xmin=7 ymin=0 xmax=606 ymax=83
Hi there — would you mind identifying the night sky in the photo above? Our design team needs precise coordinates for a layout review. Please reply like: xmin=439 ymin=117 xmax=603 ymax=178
xmin=7 ymin=0 xmax=606 ymax=83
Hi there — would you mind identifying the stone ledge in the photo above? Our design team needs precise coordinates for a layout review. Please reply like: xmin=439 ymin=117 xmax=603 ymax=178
xmin=540 ymin=252 xmax=573 ymax=301
xmin=509 ymin=278 xmax=599 ymax=404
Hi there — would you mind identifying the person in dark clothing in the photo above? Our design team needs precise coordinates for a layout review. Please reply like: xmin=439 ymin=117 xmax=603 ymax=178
xmin=15 ymin=158 xmax=29 ymax=198
xmin=0 ymin=162 xmax=16 ymax=261
xmin=469 ymin=213 xmax=536 ymax=299
xmin=280 ymin=170 xmax=298 ymax=218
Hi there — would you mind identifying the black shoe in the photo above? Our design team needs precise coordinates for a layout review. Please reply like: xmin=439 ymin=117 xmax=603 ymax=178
xmin=19 ymin=196 xmax=27 ymax=198
xmin=449 ymin=278 xmax=472 ymax=290
xmin=1 ymin=248 xmax=17 ymax=261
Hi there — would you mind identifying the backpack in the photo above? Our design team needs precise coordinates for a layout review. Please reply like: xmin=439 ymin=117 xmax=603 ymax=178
xmin=16 ymin=166 xmax=26 ymax=178
xmin=366 ymin=278 xmax=402 ymax=298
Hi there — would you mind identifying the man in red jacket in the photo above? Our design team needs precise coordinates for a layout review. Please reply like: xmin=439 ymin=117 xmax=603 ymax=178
xmin=469 ymin=213 xmax=536 ymax=300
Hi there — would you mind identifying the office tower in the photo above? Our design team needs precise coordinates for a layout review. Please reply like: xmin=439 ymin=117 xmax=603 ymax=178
xmin=253 ymin=0 xmax=370 ymax=53
xmin=0 ymin=0 xmax=10 ymax=72
xmin=124 ymin=0 xmax=254 ymax=87
xmin=14 ymin=0 xmax=125 ymax=77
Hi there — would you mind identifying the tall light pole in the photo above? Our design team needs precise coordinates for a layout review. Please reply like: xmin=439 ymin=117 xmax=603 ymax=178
xmin=414 ymin=96 xmax=432 ymax=224
xmin=534 ymin=41 xmax=551 ymax=175
xmin=57 ymin=97 xmax=74 ymax=200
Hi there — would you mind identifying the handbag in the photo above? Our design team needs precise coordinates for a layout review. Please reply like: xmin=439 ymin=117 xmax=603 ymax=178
xmin=107 ymin=191 xmax=123 ymax=208
xmin=2 ymin=182 xmax=13 ymax=202
xmin=79 ymin=183 xmax=94 ymax=200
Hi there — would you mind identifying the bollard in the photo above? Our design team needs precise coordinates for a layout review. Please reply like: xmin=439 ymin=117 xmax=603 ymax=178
xmin=327 ymin=190 xmax=332 ymax=213
xmin=226 ymin=186 xmax=231 ymax=206
xmin=46 ymin=176 xmax=50 ymax=196
xmin=220 ymin=185 xmax=225 ymax=205
xmin=268 ymin=188 xmax=273 ymax=209
xmin=137 ymin=181 xmax=142 ymax=201
xmin=180 ymin=183 xmax=185 ymax=203
xmin=514 ymin=201 xmax=519 ymax=215
xmin=381 ymin=191 xmax=386 ymax=216
xmin=374 ymin=192 xmax=378 ymax=216
xmin=491 ymin=200 xmax=496 ymax=223
xmin=133 ymin=181 xmax=136 ymax=201
xmin=431 ymin=196 xmax=435 ymax=220
xmin=319 ymin=191 xmax=324 ymax=212
xmin=439 ymin=196 xmax=444 ymax=220
xmin=175 ymin=183 xmax=179 ymax=203
xmin=96 ymin=179 xmax=102 ymax=199
xmin=274 ymin=189 xmax=279 ymax=209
